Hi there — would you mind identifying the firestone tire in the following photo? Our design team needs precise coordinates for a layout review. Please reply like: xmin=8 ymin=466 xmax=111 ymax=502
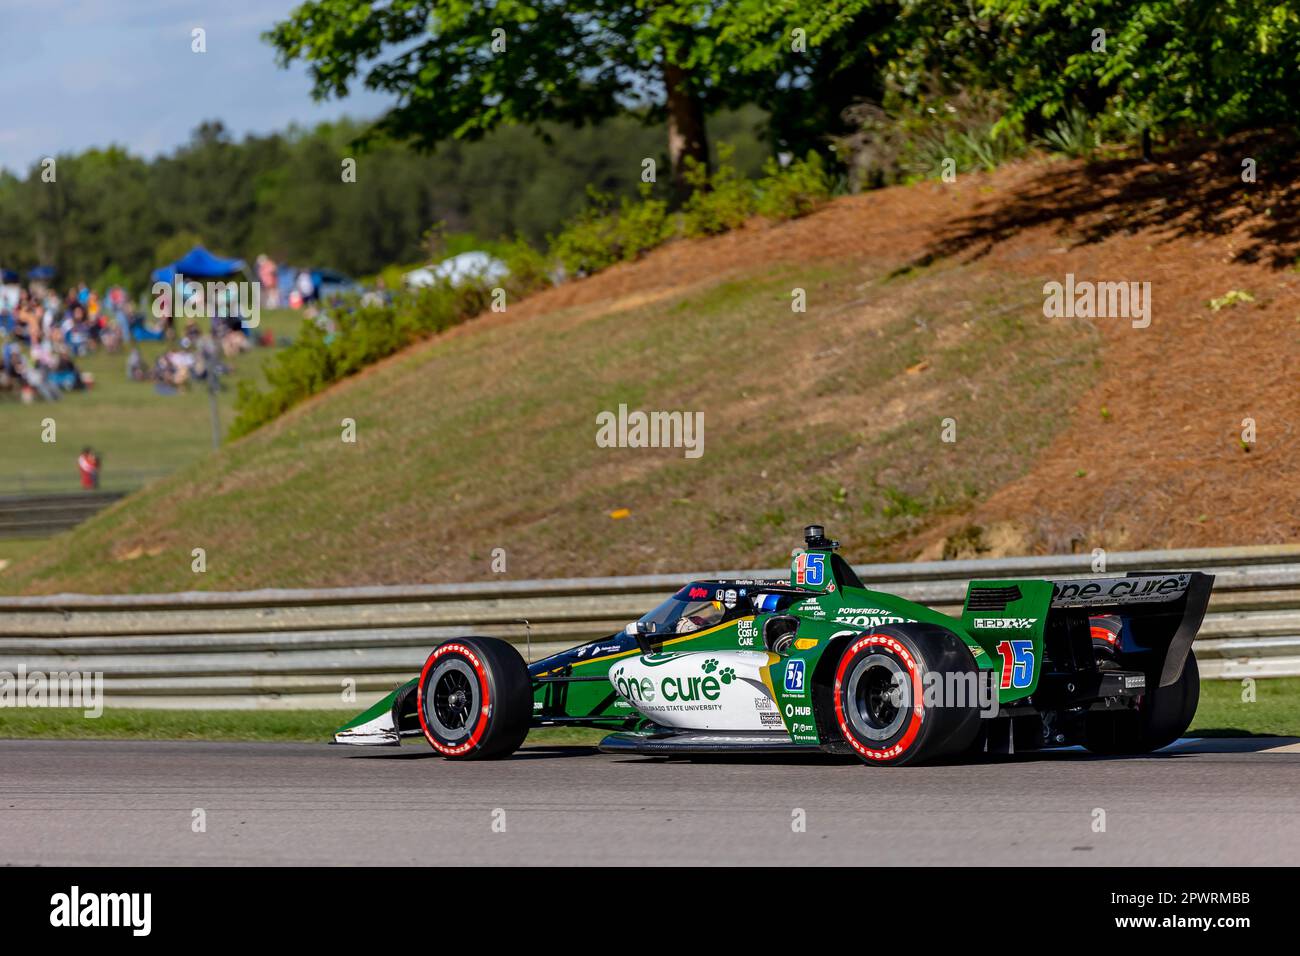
xmin=1084 ymin=651 xmax=1200 ymax=755
xmin=826 ymin=624 xmax=982 ymax=767
xmin=416 ymin=637 xmax=532 ymax=759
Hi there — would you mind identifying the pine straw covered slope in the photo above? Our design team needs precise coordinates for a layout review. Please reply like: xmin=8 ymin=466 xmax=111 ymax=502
xmin=3 ymin=140 xmax=1297 ymax=593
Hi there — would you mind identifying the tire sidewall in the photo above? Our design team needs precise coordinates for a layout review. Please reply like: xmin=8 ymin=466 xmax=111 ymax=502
xmin=833 ymin=631 xmax=929 ymax=763
xmin=417 ymin=641 xmax=496 ymax=757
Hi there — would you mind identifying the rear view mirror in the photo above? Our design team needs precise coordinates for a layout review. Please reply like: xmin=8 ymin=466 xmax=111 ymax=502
xmin=624 ymin=620 xmax=657 ymax=651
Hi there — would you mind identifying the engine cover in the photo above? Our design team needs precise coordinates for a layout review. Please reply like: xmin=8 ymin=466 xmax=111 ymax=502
xmin=608 ymin=651 xmax=784 ymax=731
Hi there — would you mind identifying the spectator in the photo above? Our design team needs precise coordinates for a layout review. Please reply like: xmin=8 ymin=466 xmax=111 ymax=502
xmin=296 ymin=269 xmax=315 ymax=305
xmin=17 ymin=353 xmax=60 ymax=401
xmin=257 ymin=254 xmax=279 ymax=308
xmin=77 ymin=448 xmax=101 ymax=490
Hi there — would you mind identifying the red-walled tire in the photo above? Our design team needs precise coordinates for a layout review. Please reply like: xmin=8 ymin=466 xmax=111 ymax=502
xmin=416 ymin=637 xmax=532 ymax=759
xmin=828 ymin=624 xmax=982 ymax=766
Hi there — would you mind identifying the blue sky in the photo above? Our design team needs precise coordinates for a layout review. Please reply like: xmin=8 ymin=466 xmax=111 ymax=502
xmin=0 ymin=0 xmax=391 ymax=175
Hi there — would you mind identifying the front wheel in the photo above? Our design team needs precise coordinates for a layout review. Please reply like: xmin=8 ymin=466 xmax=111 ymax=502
xmin=417 ymin=637 xmax=532 ymax=759
xmin=1084 ymin=651 xmax=1199 ymax=755
xmin=826 ymin=624 xmax=982 ymax=766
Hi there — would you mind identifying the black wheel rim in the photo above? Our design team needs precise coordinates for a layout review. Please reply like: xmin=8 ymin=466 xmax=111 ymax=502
xmin=845 ymin=654 xmax=909 ymax=741
xmin=426 ymin=659 xmax=479 ymax=740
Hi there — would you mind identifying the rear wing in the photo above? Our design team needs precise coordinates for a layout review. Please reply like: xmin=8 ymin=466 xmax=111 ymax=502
xmin=1049 ymin=571 xmax=1214 ymax=686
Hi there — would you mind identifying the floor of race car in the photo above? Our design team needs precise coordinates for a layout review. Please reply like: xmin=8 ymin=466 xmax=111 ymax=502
xmin=0 ymin=737 xmax=1296 ymax=866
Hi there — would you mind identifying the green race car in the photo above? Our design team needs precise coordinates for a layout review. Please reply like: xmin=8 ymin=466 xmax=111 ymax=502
xmin=333 ymin=525 xmax=1212 ymax=765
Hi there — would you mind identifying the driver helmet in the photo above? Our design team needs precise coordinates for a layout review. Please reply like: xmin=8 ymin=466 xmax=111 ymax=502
xmin=675 ymin=600 xmax=722 ymax=634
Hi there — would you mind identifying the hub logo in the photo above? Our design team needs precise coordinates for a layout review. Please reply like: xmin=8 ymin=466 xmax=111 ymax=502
xmin=783 ymin=659 xmax=806 ymax=694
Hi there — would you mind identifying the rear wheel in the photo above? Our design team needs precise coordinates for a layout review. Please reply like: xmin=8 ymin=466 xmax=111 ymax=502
xmin=417 ymin=637 xmax=532 ymax=759
xmin=1084 ymin=651 xmax=1200 ymax=755
xmin=826 ymin=624 xmax=982 ymax=766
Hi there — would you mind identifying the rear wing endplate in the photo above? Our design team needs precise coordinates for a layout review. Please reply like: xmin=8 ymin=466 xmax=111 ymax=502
xmin=1050 ymin=571 xmax=1214 ymax=686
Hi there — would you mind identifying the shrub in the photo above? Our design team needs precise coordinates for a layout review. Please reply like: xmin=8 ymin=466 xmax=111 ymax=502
xmin=1040 ymin=106 xmax=1099 ymax=159
xmin=836 ymin=87 xmax=1027 ymax=190
xmin=548 ymin=184 xmax=672 ymax=276
xmin=755 ymin=152 xmax=832 ymax=220
xmin=498 ymin=237 xmax=553 ymax=295
xmin=681 ymin=144 xmax=756 ymax=237
xmin=229 ymin=253 xmax=546 ymax=439
xmin=548 ymin=190 xmax=623 ymax=276
xmin=614 ymin=186 xmax=672 ymax=260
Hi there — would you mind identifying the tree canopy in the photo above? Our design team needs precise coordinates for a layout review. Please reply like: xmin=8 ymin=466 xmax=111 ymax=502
xmin=267 ymin=0 xmax=1300 ymax=180
xmin=265 ymin=0 xmax=887 ymax=193
xmin=9 ymin=1 xmax=1300 ymax=288
xmin=0 ymin=111 xmax=766 ymax=290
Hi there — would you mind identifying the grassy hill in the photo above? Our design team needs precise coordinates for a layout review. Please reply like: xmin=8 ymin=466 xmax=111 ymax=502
xmin=3 ymin=145 xmax=1297 ymax=594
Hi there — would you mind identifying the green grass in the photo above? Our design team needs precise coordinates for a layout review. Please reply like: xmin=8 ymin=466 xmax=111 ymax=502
xmin=1189 ymin=677 xmax=1300 ymax=737
xmin=0 ymin=707 xmax=353 ymax=742
xmin=0 ymin=254 xmax=1100 ymax=594
xmin=0 ymin=537 xmax=48 ymax=571
xmin=0 ymin=308 xmax=302 ymax=496
xmin=0 ymin=679 xmax=1294 ymax=743
xmin=0 ymin=707 xmax=608 ymax=746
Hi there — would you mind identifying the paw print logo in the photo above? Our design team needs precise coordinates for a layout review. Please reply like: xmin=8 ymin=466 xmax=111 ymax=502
xmin=702 ymin=658 xmax=719 ymax=673
xmin=718 ymin=666 xmax=736 ymax=684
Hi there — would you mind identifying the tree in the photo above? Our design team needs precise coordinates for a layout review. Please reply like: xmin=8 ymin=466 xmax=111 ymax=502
xmin=0 ymin=111 xmax=767 ymax=290
xmin=264 ymin=0 xmax=849 ymax=197
xmin=886 ymin=1 xmax=1300 ymax=151
xmin=708 ymin=0 xmax=897 ymax=158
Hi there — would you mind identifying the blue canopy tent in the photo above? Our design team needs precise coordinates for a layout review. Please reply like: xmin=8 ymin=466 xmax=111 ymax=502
xmin=151 ymin=246 xmax=246 ymax=285
xmin=28 ymin=266 xmax=57 ymax=281
xmin=148 ymin=247 xmax=252 ymax=339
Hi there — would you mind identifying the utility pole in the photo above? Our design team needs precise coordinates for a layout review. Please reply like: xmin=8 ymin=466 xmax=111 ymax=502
xmin=204 ymin=336 xmax=221 ymax=449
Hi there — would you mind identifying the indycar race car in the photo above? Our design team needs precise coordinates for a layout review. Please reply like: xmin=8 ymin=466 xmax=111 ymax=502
xmin=333 ymin=526 xmax=1212 ymax=765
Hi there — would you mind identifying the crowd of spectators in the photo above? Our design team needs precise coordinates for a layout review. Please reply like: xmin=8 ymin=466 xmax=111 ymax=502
xmin=2 ymin=282 xmax=144 ymax=401
xmin=1 ymin=255 xmax=371 ymax=404
xmin=0 ymin=279 xmax=246 ymax=402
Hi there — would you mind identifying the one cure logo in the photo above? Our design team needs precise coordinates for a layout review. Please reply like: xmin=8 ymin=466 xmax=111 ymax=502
xmin=613 ymin=666 xmax=722 ymax=704
xmin=49 ymin=886 xmax=151 ymax=936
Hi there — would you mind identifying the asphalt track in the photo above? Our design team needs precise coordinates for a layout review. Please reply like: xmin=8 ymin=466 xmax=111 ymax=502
xmin=1 ymin=737 xmax=1297 ymax=865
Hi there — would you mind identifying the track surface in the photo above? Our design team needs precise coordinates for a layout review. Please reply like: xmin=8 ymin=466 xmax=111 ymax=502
xmin=1 ymin=738 xmax=1297 ymax=865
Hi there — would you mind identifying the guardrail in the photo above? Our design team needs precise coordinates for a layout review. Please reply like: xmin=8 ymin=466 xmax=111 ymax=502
xmin=1 ymin=543 xmax=1296 ymax=708
xmin=0 ymin=491 xmax=127 ymax=539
